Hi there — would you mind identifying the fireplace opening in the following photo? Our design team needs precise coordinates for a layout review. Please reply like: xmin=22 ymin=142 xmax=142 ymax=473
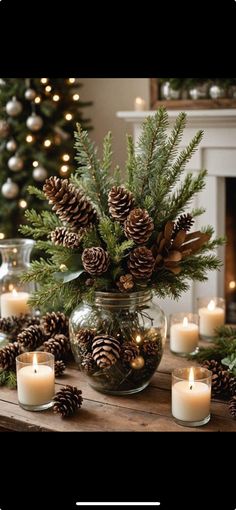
xmin=225 ymin=177 xmax=236 ymax=324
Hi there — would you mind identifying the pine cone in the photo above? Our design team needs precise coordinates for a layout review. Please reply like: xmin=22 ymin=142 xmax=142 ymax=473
xmin=43 ymin=176 xmax=97 ymax=228
xmin=229 ymin=396 xmax=236 ymax=418
xmin=108 ymin=186 xmax=134 ymax=223
xmin=229 ymin=376 xmax=236 ymax=397
xmin=0 ymin=314 xmax=40 ymax=339
xmin=201 ymin=359 xmax=225 ymax=374
xmin=51 ymin=226 xmax=67 ymax=245
xmin=92 ymin=335 xmax=121 ymax=369
xmin=124 ymin=208 xmax=154 ymax=244
xmin=128 ymin=246 xmax=155 ymax=280
xmin=173 ymin=213 xmax=194 ymax=238
xmin=116 ymin=274 xmax=134 ymax=292
xmin=43 ymin=334 xmax=71 ymax=361
xmin=142 ymin=340 xmax=159 ymax=356
xmin=81 ymin=352 xmax=95 ymax=372
xmin=75 ymin=329 xmax=95 ymax=352
xmin=211 ymin=370 xmax=230 ymax=398
xmin=63 ymin=230 xmax=82 ymax=249
xmin=53 ymin=385 xmax=83 ymax=417
xmin=42 ymin=311 xmax=69 ymax=338
xmin=121 ymin=342 xmax=139 ymax=362
xmin=55 ymin=360 xmax=66 ymax=377
xmin=0 ymin=342 xmax=21 ymax=371
xmin=82 ymin=247 xmax=109 ymax=275
xmin=17 ymin=325 xmax=45 ymax=350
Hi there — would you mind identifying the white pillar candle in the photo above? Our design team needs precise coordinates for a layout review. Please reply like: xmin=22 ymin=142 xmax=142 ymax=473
xmin=0 ymin=289 xmax=30 ymax=318
xmin=17 ymin=354 xmax=54 ymax=406
xmin=134 ymin=97 xmax=146 ymax=111
xmin=199 ymin=299 xmax=225 ymax=337
xmin=172 ymin=368 xmax=211 ymax=423
xmin=170 ymin=316 xmax=199 ymax=354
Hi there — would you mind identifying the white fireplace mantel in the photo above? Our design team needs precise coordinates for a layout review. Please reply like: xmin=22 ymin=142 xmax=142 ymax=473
xmin=117 ymin=109 xmax=236 ymax=318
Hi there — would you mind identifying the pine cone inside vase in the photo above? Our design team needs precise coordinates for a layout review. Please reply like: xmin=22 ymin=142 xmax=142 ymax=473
xmin=75 ymin=329 xmax=95 ymax=352
xmin=128 ymin=246 xmax=155 ymax=280
xmin=42 ymin=311 xmax=69 ymax=338
xmin=173 ymin=213 xmax=194 ymax=238
xmin=43 ymin=176 xmax=97 ymax=228
xmin=43 ymin=334 xmax=71 ymax=361
xmin=17 ymin=325 xmax=44 ymax=350
xmin=55 ymin=360 xmax=66 ymax=377
xmin=229 ymin=396 xmax=236 ymax=418
xmin=53 ymin=385 xmax=83 ymax=417
xmin=92 ymin=335 xmax=121 ymax=369
xmin=81 ymin=352 xmax=95 ymax=372
xmin=121 ymin=342 xmax=139 ymax=363
xmin=211 ymin=370 xmax=231 ymax=398
xmin=0 ymin=342 xmax=21 ymax=370
xmin=82 ymin=247 xmax=109 ymax=276
xmin=51 ymin=226 xmax=67 ymax=246
xmin=108 ymin=185 xmax=134 ymax=223
xmin=142 ymin=340 xmax=159 ymax=356
xmin=124 ymin=208 xmax=154 ymax=244
xmin=116 ymin=274 xmax=134 ymax=292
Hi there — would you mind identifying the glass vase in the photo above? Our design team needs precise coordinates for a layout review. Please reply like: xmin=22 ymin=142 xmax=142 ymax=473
xmin=69 ymin=290 xmax=167 ymax=395
xmin=0 ymin=239 xmax=36 ymax=323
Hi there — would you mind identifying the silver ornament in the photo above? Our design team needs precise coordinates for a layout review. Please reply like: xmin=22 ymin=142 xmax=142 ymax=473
xmin=209 ymin=84 xmax=225 ymax=99
xmin=189 ymin=88 xmax=201 ymax=100
xmin=33 ymin=166 xmax=48 ymax=182
xmin=25 ymin=88 xmax=37 ymax=101
xmin=1 ymin=178 xmax=19 ymax=199
xmin=6 ymin=96 xmax=23 ymax=117
xmin=0 ymin=120 xmax=9 ymax=139
xmin=160 ymin=81 xmax=180 ymax=100
xmin=26 ymin=113 xmax=43 ymax=131
xmin=6 ymin=139 xmax=17 ymax=152
xmin=8 ymin=155 xmax=24 ymax=172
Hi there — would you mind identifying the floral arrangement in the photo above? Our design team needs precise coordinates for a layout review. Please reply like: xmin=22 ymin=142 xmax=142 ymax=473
xmin=21 ymin=107 xmax=224 ymax=314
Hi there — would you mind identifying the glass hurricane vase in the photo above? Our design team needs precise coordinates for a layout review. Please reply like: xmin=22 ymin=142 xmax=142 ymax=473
xmin=69 ymin=290 xmax=167 ymax=395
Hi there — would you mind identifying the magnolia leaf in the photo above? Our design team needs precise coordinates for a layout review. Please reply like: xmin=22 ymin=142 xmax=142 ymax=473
xmin=53 ymin=269 xmax=84 ymax=283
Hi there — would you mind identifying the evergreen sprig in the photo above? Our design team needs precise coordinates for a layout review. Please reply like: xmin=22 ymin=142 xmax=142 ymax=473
xmin=0 ymin=370 xmax=17 ymax=389
xmin=192 ymin=326 xmax=236 ymax=374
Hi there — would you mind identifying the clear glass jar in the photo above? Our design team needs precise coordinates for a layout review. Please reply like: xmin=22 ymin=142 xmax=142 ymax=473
xmin=0 ymin=239 xmax=36 ymax=320
xmin=69 ymin=290 xmax=167 ymax=395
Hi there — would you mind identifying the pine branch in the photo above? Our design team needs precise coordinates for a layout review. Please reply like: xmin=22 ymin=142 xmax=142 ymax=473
xmin=180 ymin=254 xmax=222 ymax=280
xmin=159 ymin=112 xmax=187 ymax=173
xmin=27 ymin=185 xmax=46 ymax=201
xmin=151 ymin=270 xmax=189 ymax=299
xmin=99 ymin=217 xmax=123 ymax=261
xmin=102 ymin=131 xmax=113 ymax=174
xmin=191 ymin=206 xmax=206 ymax=217
xmin=166 ymin=130 xmax=204 ymax=190
xmin=0 ymin=370 xmax=17 ymax=388
xmin=126 ymin=134 xmax=136 ymax=191
xmin=21 ymin=258 xmax=60 ymax=283
xmin=192 ymin=326 xmax=236 ymax=363
xmin=82 ymin=227 xmax=101 ymax=249
xmin=19 ymin=209 xmax=61 ymax=239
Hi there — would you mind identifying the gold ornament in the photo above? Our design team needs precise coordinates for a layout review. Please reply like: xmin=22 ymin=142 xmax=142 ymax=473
xmin=130 ymin=355 xmax=145 ymax=370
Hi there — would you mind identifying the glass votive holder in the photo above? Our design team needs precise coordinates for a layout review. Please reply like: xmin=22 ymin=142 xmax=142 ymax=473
xmin=197 ymin=297 xmax=225 ymax=341
xmin=172 ymin=367 xmax=211 ymax=427
xmin=16 ymin=352 xmax=55 ymax=411
xmin=170 ymin=313 xmax=199 ymax=356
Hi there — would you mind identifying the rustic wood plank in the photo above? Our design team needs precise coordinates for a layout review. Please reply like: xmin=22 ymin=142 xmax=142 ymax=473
xmin=151 ymin=98 xmax=236 ymax=110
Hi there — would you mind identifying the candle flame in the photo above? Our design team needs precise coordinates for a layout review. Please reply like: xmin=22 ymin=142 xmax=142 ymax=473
xmin=136 ymin=335 xmax=142 ymax=344
xmin=208 ymin=299 xmax=215 ymax=311
xmin=229 ymin=280 xmax=236 ymax=290
xmin=33 ymin=353 xmax=38 ymax=373
xmin=183 ymin=316 xmax=188 ymax=327
xmin=189 ymin=367 xmax=194 ymax=390
xmin=12 ymin=288 xmax=18 ymax=297
xmin=135 ymin=97 xmax=143 ymax=104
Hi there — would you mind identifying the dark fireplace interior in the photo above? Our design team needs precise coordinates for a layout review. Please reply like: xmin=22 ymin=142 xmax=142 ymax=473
xmin=225 ymin=177 xmax=236 ymax=323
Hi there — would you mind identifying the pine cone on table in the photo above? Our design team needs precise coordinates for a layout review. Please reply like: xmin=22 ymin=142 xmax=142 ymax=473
xmin=43 ymin=334 xmax=71 ymax=361
xmin=43 ymin=176 xmax=97 ymax=228
xmin=53 ymin=385 xmax=83 ymax=417
xmin=121 ymin=342 xmax=139 ymax=363
xmin=0 ymin=314 xmax=40 ymax=340
xmin=108 ymin=185 xmax=134 ymax=223
xmin=116 ymin=274 xmax=134 ymax=292
xmin=82 ymin=247 xmax=109 ymax=275
xmin=229 ymin=376 xmax=236 ymax=397
xmin=17 ymin=325 xmax=45 ymax=350
xmin=55 ymin=360 xmax=66 ymax=377
xmin=92 ymin=335 xmax=121 ymax=369
xmin=201 ymin=359 xmax=225 ymax=374
xmin=75 ymin=329 xmax=95 ymax=352
xmin=173 ymin=213 xmax=194 ymax=238
xmin=42 ymin=311 xmax=69 ymax=338
xmin=211 ymin=370 xmax=231 ymax=398
xmin=229 ymin=396 xmax=236 ymax=418
xmin=0 ymin=342 xmax=21 ymax=371
xmin=128 ymin=246 xmax=155 ymax=280
xmin=124 ymin=208 xmax=154 ymax=244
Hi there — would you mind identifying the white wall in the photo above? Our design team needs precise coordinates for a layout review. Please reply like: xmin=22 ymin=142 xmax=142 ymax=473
xmin=80 ymin=78 xmax=149 ymax=168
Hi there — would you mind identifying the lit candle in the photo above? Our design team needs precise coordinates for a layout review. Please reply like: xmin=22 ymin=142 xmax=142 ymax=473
xmin=198 ymin=299 xmax=225 ymax=338
xmin=134 ymin=97 xmax=147 ymax=111
xmin=172 ymin=367 xmax=211 ymax=426
xmin=16 ymin=352 xmax=55 ymax=411
xmin=0 ymin=288 xmax=30 ymax=318
xmin=170 ymin=316 xmax=199 ymax=355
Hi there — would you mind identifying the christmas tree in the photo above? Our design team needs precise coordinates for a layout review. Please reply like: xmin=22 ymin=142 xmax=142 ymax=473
xmin=0 ymin=78 xmax=92 ymax=238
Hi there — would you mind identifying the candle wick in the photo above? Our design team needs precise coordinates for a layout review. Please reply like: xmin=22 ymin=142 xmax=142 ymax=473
xmin=190 ymin=384 xmax=193 ymax=390
xmin=34 ymin=368 xmax=37 ymax=374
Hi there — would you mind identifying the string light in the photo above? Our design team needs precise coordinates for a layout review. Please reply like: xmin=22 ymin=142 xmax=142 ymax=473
xmin=33 ymin=161 xmax=39 ymax=167
xmin=45 ymin=85 xmax=52 ymax=92
xmin=68 ymin=78 xmax=75 ymax=84
xmin=44 ymin=139 xmax=52 ymax=147
xmin=34 ymin=96 xmax=41 ymax=104
xmin=62 ymin=154 xmax=70 ymax=162
xmin=0 ymin=233 xmax=5 ymax=240
xmin=26 ymin=134 xmax=34 ymax=143
xmin=19 ymin=199 xmax=27 ymax=209
xmin=65 ymin=113 xmax=73 ymax=121
xmin=73 ymin=93 xmax=80 ymax=101
xmin=60 ymin=164 xmax=69 ymax=174
xmin=52 ymin=94 xmax=60 ymax=102
xmin=41 ymin=78 xmax=48 ymax=84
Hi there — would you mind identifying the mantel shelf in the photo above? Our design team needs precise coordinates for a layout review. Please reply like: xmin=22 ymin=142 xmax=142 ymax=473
xmin=117 ymin=109 xmax=236 ymax=128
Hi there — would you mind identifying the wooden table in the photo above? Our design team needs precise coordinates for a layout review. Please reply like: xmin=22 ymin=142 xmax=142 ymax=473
xmin=0 ymin=340 xmax=235 ymax=431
